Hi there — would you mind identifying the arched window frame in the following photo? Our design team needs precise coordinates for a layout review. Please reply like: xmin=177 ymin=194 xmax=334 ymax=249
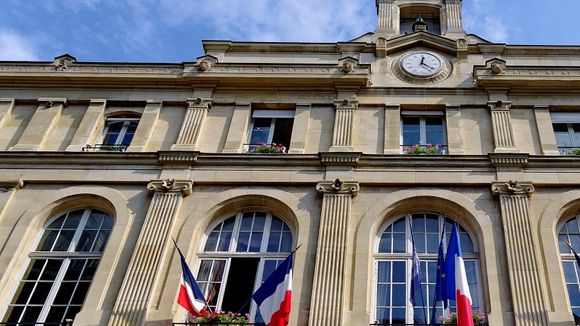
xmin=372 ymin=211 xmax=483 ymax=324
xmin=2 ymin=208 xmax=113 ymax=325
xmin=196 ymin=209 xmax=295 ymax=319
xmin=557 ymin=213 xmax=580 ymax=321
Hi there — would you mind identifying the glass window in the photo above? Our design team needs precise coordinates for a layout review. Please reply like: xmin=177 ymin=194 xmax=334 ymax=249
xmin=558 ymin=214 xmax=580 ymax=323
xmin=374 ymin=213 xmax=480 ymax=325
xmin=197 ymin=211 xmax=293 ymax=319
xmin=3 ymin=208 xmax=113 ymax=325
xmin=245 ymin=110 xmax=294 ymax=153
xmin=553 ymin=123 xmax=580 ymax=154
xmin=401 ymin=115 xmax=447 ymax=154
xmin=100 ymin=116 xmax=140 ymax=150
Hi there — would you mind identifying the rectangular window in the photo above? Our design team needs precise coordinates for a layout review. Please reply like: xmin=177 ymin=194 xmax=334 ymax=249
xmin=245 ymin=110 xmax=294 ymax=153
xmin=401 ymin=111 xmax=447 ymax=154
xmin=552 ymin=112 xmax=580 ymax=155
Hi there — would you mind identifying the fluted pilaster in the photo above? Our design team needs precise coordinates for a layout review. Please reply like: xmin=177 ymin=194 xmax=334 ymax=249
xmin=491 ymin=181 xmax=549 ymax=326
xmin=10 ymin=98 xmax=67 ymax=151
xmin=377 ymin=0 xmax=396 ymax=33
xmin=489 ymin=101 xmax=517 ymax=152
xmin=172 ymin=98 xmax=212 ymax=151
xmin=330 ymin=100 xmax=358 ymax=152
xmin=445 ymin=0 xmax=463 ymax=31
xmin=109 ymin=179 xmax=192 ymax=326
xmin=309 ymin=180 xmax=359 ymax=326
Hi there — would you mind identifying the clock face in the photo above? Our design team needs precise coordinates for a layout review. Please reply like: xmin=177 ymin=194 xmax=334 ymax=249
xmin=401 ymin=52 xmax=443 ymax=77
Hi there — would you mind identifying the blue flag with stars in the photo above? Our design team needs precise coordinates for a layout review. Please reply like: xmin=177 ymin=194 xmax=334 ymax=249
xmin=430 ymin=224 xmax=448 ymax=324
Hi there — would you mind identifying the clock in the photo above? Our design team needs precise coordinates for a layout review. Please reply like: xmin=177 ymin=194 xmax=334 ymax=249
xmin=393 ymin=50 xmax=451 ymax=84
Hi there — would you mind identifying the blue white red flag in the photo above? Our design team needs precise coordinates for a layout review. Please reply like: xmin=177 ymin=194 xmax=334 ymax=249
xmin=252 ymin=254 xmax=293 ymax=326
xmin=444 ymin=224 xmax=474 ymax=326
xmin=175 ymin=245 xmax=207 ymax=317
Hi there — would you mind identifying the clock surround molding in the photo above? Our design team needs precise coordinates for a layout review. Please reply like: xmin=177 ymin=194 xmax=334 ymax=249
xmin=392 ymin=49 xmax=452 ymax=84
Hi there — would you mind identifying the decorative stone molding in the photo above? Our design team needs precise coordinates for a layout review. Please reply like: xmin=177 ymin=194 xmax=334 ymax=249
xmin=339 ymin=57 xmax=358 ymax=74
xmin=0 ymin=180 xmax=23 ymax=193
xmin=376 ymin=37 xmax=387 ymax=58
xmin=310 ymin=179 xmax=359 ymax=325
xmin=330 ymin=99 xmax=358 ymax=152
xmin=489 ymin=153 xmax=529 ymax=168
xmin=491 ymin=180 xmax=549 ymax=325
xmin=110 ymin=179 xmax=192 ymax=325
xmin=195 ymin=55 xmax=218 ymax=72
xmin=52 ymin=54 xmax=76 ymax=71
xmin=158 ymin=152 xmax=199 ymax=165
xmin=488 ymin=100 xmax=517 ymax=152
xmin=171 ymin=98 xmax=212 ymax=151
xmin=376 ymin=0 xmax=397 ymax=34
xmin=491 ymin=180 xmax=534 ymax=198
xmin=147 ymin=179 xmax=192 ymax=196
xmin=38 ymin=97 xmax=68 ymax=108
xmin=316 ymin=179 xmax=360 ymax=196
xmin=320 ymin=152 xmax=361 ymax=166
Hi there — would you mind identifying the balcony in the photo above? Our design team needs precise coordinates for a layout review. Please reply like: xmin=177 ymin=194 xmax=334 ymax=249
xmin=81 ymin=144 xmax=128 ymax=152
xmin=401 ymin=144 xmax=447 ymax=155
xmin=243 ymin=143 xmax=287 ymax=154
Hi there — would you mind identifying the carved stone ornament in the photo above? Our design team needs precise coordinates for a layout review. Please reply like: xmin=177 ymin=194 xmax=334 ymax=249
xmin=0 ymin=180 xmax=23 ymax=193
xmin=316 ymin=179 xmax=360 ymax=196
xmin=491 ymin=62 xmax=506 ymax=74
xmin=195 ymin=55 xmax=218 ymax=72
xmin=187 ymin=97 xmax=212 ymax=109
xmin=38 ymin=98 xmax=67 ymax=109
xmin=487 ymin=100 xmax=511 ymax=112
xmin=338 ymin=57 xmax=359 ymax=74
xmin=491 ymin=180 xmax=535 ymax=197
xmin=52 ymin=54 xmax=76 ymax=72
xmin=456 ymin=38 xmax=467 ymax=49
xmin=334 ymin=99 xmax=358 ymax=111
xmin=147 ymin=179 xmax=193 ymax=196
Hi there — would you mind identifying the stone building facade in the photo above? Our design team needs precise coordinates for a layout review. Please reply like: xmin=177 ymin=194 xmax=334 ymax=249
xmin=0 ymin=0 xmax=580 ymax=325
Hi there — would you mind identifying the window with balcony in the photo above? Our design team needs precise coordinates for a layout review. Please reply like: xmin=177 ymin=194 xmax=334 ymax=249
xmin=552 ymin=112 xmax=580 ymax=155
xmin=401 ymin=112 xmax=447 ymax=154
xmin=3 ymin=208 xmax=113 ymax=325
xmin=82 ymin=114 xmax=140 ymax=152
xmin=245 ymin=110 xmax=294 ymax=153
xmin=197 ymin=211 xmax=293 ymax=321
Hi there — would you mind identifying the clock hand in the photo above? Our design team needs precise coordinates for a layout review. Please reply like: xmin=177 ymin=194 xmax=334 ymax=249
xmin=420 ymin=62 xmax=434 ymax=70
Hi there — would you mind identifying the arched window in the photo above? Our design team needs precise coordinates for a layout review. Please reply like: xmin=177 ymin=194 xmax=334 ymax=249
xmin=557 ymin=214 xmax=580 ymax=322
xmin=197 ymin=211 xmax=293 ymax=318
xmin=374 ymin=213 xmax=481 ymax=324
xmin=3 ymin=208 xmax=113 ymax=325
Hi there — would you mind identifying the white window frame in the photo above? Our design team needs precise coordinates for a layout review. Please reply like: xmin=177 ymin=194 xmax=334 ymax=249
xmin=246 ymin=110 xmax=295 ymax=146
xmin=557 ymin=214 xmax=580 ymax=319
xmin=196 ymin=210 xmax=294 ymax=319
xmin=100 ymin=117 xmax=140 ymax=146
xmin=3 ymin=208 xmax=112 ymax=324
xmin=372 ymin=213 xmax=482 ymax=325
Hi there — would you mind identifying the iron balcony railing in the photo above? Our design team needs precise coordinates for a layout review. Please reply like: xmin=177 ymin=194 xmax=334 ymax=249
xmin=401 ymin=144 xmax=448 ymax=155
xmin=243 ymin=143 xmax=288 ymax=154
xmin=82 ymin=144 xmax=128 ymax=152
xmin=0 ymin=322 xmax=73 ymax=326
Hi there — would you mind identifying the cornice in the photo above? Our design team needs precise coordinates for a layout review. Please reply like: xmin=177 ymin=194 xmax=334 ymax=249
xmin=202 ymin=40 xmax=375 ymax=54
xmin=474 ymin=58 xmax=580 ymax=89
xmin=380 ymin=32 xmax=467 ymax=57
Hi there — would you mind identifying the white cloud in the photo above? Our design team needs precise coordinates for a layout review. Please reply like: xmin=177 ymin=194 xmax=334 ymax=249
xmin=463 ymin=0 xmax=509 ymax=43
xmin=0 ymin=30 xmax=38 ymax=61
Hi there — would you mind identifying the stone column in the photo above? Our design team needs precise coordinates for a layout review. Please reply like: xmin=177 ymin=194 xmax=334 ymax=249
xmin=446 ymin=105 xmax=464 ymax=154
xmin=127 ymin=99 xmax=162 ymax=152
xmin=488 ymin=101 xmax=518 ymax=153
xmin=288 ymin=103 xmax=311 ymax=154
xmin=171 ymin=98 xmax=212 ymax=151
xmin=533 ymin=105 xmax=560 ymax=155
xmin=222 ymin=102 xmax=251 ymax=153
xmin=66 ymin=99 xmax=106 ymax=151
xmin=376 ymin=0 xmax=398 ymax=35
xmin=330 ymin=100 xmax=358 ymax=152
xmin=309 ymin=179 xmax=359 ymax=326
xmin=383 ymin=105 xmax=401 ymax=154
xmin=10 ymin=98 xmax=67 ymax=151
xmin=109 ymin=179 xmax=192 ymax=326
xmin=444 ymin=0 xmax=463 ymax=34
xmin=491 ymin=181 xmax=549 ymax=326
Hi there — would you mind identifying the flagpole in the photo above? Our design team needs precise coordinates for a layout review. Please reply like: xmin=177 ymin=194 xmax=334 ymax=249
xmin=171 ymin=237 xmax=213 ymax=314
xmin=410 ymin=221 xmax=428 ymax=325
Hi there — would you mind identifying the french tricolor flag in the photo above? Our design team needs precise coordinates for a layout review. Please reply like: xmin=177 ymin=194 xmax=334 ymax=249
xmin=252 ymin=254 xmax=293 ymax=326
xmin=175 ymin=245 xmax=207 ymax=317
xmin=444 ymin=224 xmax=474 ymax=326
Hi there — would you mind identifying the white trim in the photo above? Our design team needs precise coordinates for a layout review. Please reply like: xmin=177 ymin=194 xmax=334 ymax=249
xmin=252 ymin=110 xmax=295 ymax=119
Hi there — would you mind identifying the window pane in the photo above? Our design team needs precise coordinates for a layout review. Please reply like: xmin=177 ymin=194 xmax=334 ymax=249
xmin=38 ymin=230 xmax=59 ymax=251
xmin=280 ymin=232 xmax=292 ymax=252
xmin=378 ymin=233 xmax=392 ymax=253
xmin=47 ymin=216 xmax=65 ymax=229
xmin=81 ymin=260 xmax=99 ymax=280
xmin=53 ymin=281 xmax=76 ymax=304
xmin=250 ymin=118 xmax=272 ymax=144
xmin=75 ymin=230 xmax=97 ymax=252
xmin=41 ymin=260 xmax=63 ymax=280
xmin=53 ymin=230 xmax=75 ymax=251
xmin=198 ymin=260 xmax=213 ymax=282
xmin=20 ymin=306 xmax=42 ymax=323
xmin=272 ymin=118 xmax=294 ymax=148
xmin=65 ymin=305 xmax=82 ymax=321
xmin=71 ymin=282 xmax=90 ymax=304
xmin=6 ymin=306 xmax=24 ymax=323
xmin=392 ymin=261 xmax=406 ymax=282
xmin=64 ymin=260 xmax=86 ymax=281
xmin=249 ymin=232 xmax=263 ymax=252
xmin=564 ymin=262 xmax=578 ymax=282
xmin=205 ymin=232 xmax=219 ymax=252
xmin=93 ymin=230 xmax=111 ymax=252
xmin=63 ymin=210 xmax=83 ymax=229
xmin=29 ymin=281 xmax=53 ymax=304
xmin=45 ymin=306 xmax=67 ymax=323
xmin=378 ymin=262 xmax=391 ymax=283
xmin=402 ymin=117 xmax=420 ymax=145
xmin=393 ymin=233 xmax=405 ymax=253
xmin=425 ymin=117 xmax=445 ymax=145
xmin=26 ymin=260 xmax=46 ymax=281
xmin=236 ymin=231 xmax=250 ymax=252
xmin=85 ymin=212 xmax=104 ymax=229
xmin=267 ymin=232 xmax=281 ymax=252
xmin=569 ymin=284 xmax=580 ymax=306
xmin=392 ymin=308 xmax=406 ymax=324
xmin=217 ymin=231 xmax=232 ymax=251
xmin=377 ymin=284 xmax=389 ymax=308
xmin=14 ymin=282 xmax=35 ymax=304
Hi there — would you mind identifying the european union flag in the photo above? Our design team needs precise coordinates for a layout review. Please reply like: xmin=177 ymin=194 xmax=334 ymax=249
xmin=410 ymin=222 xmax=427 ymax=323
xmin=430 ymin=224 xmax=447 ymax=324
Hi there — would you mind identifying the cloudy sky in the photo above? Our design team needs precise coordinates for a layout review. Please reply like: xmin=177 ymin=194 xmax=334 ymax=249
xmin=1 ymin=0 xmax=579 ymax=63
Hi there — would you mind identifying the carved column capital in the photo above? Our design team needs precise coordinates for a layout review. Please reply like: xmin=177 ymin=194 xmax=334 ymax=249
xmin=487 ymin=100 xmax=512 ymax=111
xmin=187 ymin=97 xmax=212 ymax=110
xmin=316 ymin=179 xmax=360 ymax=196
xmin=147 ymin=179 xmax=192 ymax=196
xmin=38 ymin=97 xmax=68 ymax=108
xmin=492 ymin=180 xmax=534 ymax=198
xmin=0 ymin=180 xmax=23 ymax=192
xmin=334 ymin=99 xmax=358 ymax=111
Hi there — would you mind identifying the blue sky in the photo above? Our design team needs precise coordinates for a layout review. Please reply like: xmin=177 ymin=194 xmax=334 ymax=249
xmin=0 ymin=0 xmax=579 ymax=63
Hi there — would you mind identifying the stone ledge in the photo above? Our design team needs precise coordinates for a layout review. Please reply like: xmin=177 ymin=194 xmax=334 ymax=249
xmin=489 ymin=153 xmax=529 ymax=168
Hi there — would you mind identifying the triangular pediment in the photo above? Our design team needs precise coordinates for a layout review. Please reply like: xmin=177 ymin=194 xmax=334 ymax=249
xmin=377 ymin=31 xmax=467 ymax=57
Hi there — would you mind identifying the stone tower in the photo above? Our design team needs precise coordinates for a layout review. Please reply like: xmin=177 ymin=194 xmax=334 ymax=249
xmin=376 ymin=0 xmax=465 ymax=39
